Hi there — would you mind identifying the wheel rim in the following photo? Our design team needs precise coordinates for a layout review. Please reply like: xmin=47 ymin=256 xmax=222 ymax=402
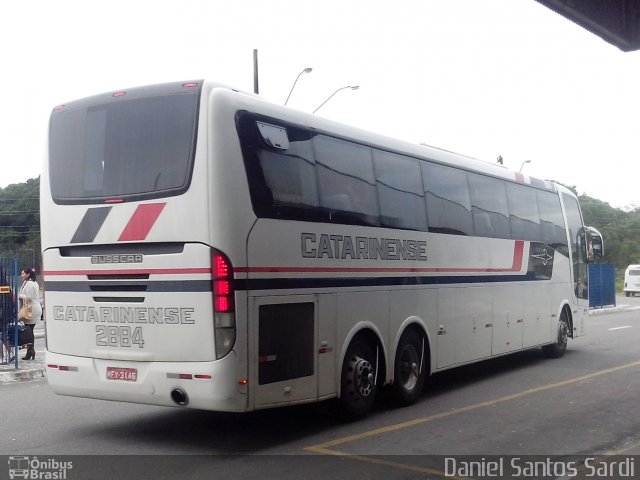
xmin=558 ymin=320 xmax=568 ymax=348
xmin=398 ymin=344 xmax=420 ymax=391
xmin=346 ymin=354 xmax=374 ymax=397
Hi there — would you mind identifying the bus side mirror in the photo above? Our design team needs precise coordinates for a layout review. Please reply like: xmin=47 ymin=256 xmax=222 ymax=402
xmin=586 ymin=227 xmax=604 ymax=263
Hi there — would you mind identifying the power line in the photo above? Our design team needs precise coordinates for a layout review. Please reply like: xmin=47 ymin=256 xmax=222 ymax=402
xmin=0 ymin=197 xmax=39 ymax=201
xmin=0 ymin=226 xmax=41 ymax=229
xmin=0 ymin=211 xmax=40 ymax=215
xmin=0 ymin=230 xmax=40 ymax=238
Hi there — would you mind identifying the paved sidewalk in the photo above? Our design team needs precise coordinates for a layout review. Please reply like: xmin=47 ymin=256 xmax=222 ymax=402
xmin=0 ymin=323 xmax=46 ymax=383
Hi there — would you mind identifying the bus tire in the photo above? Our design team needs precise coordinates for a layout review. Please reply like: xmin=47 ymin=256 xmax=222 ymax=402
xmin=390 ymin=328 xmax=427 ymax=407
xmin=338 ymin=337 xmax=377 ymax=420
xmin=542 ymin=313 xmax=569 ymax=359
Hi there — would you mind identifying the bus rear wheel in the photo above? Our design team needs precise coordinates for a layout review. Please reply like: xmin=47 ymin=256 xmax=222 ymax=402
xmin=390 ymin=328 xmax=427 ymax=407
xmin=542 ymin=313 xmax=569 ymax=359
xmin=338 ymin=337 xmax=377 ymax=420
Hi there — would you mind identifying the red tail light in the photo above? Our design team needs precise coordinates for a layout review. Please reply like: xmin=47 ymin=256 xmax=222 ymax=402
xmin=212 ymin=251 xmax=234 ymax=313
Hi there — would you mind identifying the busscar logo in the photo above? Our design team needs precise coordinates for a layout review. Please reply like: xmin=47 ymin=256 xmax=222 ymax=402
xmin=8 ymin=456 xmax=73 ymax=479
xmin=91 ymin=254 xmax=143 ymax=264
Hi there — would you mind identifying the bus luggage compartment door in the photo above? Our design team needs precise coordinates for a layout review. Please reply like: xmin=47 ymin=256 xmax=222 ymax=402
xmin=250 ymin=295 xmax=319 ymax=408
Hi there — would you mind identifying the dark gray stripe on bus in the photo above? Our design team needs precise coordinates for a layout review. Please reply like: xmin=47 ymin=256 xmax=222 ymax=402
xmin=71 ymin=207 xmax=112 ymax=243
xmin=234 ymin=273 xmax=540 ymax=291
xmin=44 ymin=274 xmax=541 ymax=294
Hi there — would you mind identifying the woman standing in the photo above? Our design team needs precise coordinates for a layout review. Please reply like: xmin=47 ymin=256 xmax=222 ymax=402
xmin=19 ymin=267 xmax=41 ymax=360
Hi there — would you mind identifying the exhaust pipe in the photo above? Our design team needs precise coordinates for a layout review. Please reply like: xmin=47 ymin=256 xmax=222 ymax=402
xmin=170 ymin=388 xmax=189 ymax=406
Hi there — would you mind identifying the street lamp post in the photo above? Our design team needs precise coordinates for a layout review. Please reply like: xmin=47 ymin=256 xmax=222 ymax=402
xmin=519 ymin=160 xmax=532 ymax=173
xmin=284 ymin=67 xmax=313 ymax=106
xmin=313 ymin=85 xmax=359 ymax=113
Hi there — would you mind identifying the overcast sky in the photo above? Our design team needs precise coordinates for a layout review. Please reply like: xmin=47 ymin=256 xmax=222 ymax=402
xmin=3 ymin=0 xmax=639 ymax=209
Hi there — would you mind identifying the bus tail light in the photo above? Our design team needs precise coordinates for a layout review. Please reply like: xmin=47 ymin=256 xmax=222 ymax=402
xmin=212 ymin=250 xmax=236 ymax=359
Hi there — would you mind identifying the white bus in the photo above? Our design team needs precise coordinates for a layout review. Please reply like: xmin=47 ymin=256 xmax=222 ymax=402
xmin=42 ymin=80 xmax=603 ymax=418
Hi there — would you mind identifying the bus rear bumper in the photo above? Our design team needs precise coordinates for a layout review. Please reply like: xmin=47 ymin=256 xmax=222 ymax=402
xmin=45 ymin=350 xmax=247 ymax=412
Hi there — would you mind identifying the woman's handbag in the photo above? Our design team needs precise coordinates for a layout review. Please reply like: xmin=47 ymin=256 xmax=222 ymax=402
xmin=8 ymin=321 xmax=34 ymax=346
xmin=18 ymin=302 xmax=33 ymax=322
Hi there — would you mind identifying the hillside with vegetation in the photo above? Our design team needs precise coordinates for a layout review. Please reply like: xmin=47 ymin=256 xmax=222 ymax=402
xmin=0 ymin=177 xmax=638 ymax=276
xmin=0 ymin=177 xmax=40 ymax=269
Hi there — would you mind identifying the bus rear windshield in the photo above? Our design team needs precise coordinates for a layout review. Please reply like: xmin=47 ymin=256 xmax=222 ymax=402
xmin=49 ymin=87 xmax=199 ymax=204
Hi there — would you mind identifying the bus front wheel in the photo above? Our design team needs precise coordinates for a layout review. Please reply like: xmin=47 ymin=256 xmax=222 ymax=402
xmin=338 ymin=337 xmax=377 ymax=419
xmin=390 ymin=328 xmax=427 ymax=407
xmin=542 ymin=313 xmax=569 ymax=359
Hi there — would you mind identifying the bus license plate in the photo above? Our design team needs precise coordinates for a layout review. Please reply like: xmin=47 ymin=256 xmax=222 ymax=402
xmin=106 ymin=367 xmax=138 ymax=382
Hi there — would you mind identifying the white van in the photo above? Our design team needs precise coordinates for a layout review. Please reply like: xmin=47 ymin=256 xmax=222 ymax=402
xmin=624 ymin=265 xmax=640 ymax=296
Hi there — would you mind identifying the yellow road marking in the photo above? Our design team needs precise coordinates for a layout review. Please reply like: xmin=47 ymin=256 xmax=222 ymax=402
xmin=305 ymin=358 xmax=640 ymax=476
xmin=606 ymin=437 xmax=640 ymax=456
xmin=306 ymin=448 xmax=467 ymax=480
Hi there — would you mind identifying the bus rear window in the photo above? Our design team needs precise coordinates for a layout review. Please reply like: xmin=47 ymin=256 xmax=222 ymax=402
xmin=49 ymin=87 xmax=199 ymax=204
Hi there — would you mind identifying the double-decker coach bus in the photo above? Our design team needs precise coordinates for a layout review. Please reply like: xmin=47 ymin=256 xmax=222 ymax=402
xmin=42 ymin=80 xmax=603 ymax=418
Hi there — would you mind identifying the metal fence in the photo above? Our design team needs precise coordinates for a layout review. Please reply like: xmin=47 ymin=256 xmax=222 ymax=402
xmin=1 ymin=258 xmax=19 ymax=367
xmin=589 ymin=263 xmax=616 ymax=309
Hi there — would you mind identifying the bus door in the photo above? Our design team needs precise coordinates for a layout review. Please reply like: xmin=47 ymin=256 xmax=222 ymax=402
xmin=249 ymin=295 xmax=319 ymax=408
xmin=571 ymin=227 xmax=606 ymax=336
xmin=563 ymin=194 xmax=589 ymax=336
xmin=562 ymin=194 xmax=603 ymax=337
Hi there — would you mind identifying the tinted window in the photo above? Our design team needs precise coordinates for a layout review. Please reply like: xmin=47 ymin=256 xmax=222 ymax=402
xmin=373 ymin=150 xmax=427 ymax=230
xmin=258 ymin=129 xmax=319 ymax=209
xmin=507 ymin=183 xmax=541 ymax=241
xmin=49 ymin=91 xmax=199 ymax=203
xmin=537 ymin=190 xmax=568 ymax=252
xmin=239 ymin=113 xmax=568 ymax=244
xmin=422 ymin=162 xmax=473 ymax=235
xmin=314 ymin=135 xmax=379 ymax=225
xmin=468 ymin=173 xmax=511 ymax=238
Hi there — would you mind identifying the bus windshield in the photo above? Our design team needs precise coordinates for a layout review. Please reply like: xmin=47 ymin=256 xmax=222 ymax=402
xmin=49 ymin=85 xmax=200 ymax=204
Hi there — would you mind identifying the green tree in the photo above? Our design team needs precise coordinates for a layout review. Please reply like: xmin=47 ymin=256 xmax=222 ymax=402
xmin=0 ymin=177 xmax=41 ymax=269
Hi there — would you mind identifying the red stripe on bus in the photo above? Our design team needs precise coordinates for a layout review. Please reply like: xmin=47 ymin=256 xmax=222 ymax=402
xmin=118 ymin=203 xmax=167 ymax=241
xmin=511 ymin=239 xmax=524 ymax=271
xmin=235 ymin=240 xmax=526 ymax=274
xmin=43 ymin=268 xmax=211 ymax=276
xmin=45 ymin=242 xmax=525 ymax=277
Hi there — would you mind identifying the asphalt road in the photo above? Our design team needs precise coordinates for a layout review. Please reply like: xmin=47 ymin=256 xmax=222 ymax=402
xmin=1 ymin=295 xmax=639 ymax=479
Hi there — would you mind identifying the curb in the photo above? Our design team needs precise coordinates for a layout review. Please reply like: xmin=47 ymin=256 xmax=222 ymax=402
xmin=589 ymin=305 xmax=634 ymax=315
xmin=0 ymin=368 xmax=46 ymax=383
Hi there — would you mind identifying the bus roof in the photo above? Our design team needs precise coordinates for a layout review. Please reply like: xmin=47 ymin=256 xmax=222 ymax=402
xmin=201 ymin=80 xmax=560 ymax=194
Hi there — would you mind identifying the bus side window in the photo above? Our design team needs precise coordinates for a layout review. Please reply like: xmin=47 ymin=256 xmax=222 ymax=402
xmin=537 ymin=190 xmax=568 ymax=255
xmin=468 ymin=172 xmax=511 ymax=239
xmin=422 ymin=162 xmax=473 ymax=236
xmin=257 ymin=133 xmax=319 ymax=209
xmin=506 ymin=182 xmax=541 ymax=241
xmin=373 ymin=150 xmax=427 ymax=231
xmin=314 ymin=135 xmax=380 ymax=226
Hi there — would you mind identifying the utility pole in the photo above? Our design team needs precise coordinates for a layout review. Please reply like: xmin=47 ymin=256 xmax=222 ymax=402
xmin=253 ymin=49 xmax=259 ymax=94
